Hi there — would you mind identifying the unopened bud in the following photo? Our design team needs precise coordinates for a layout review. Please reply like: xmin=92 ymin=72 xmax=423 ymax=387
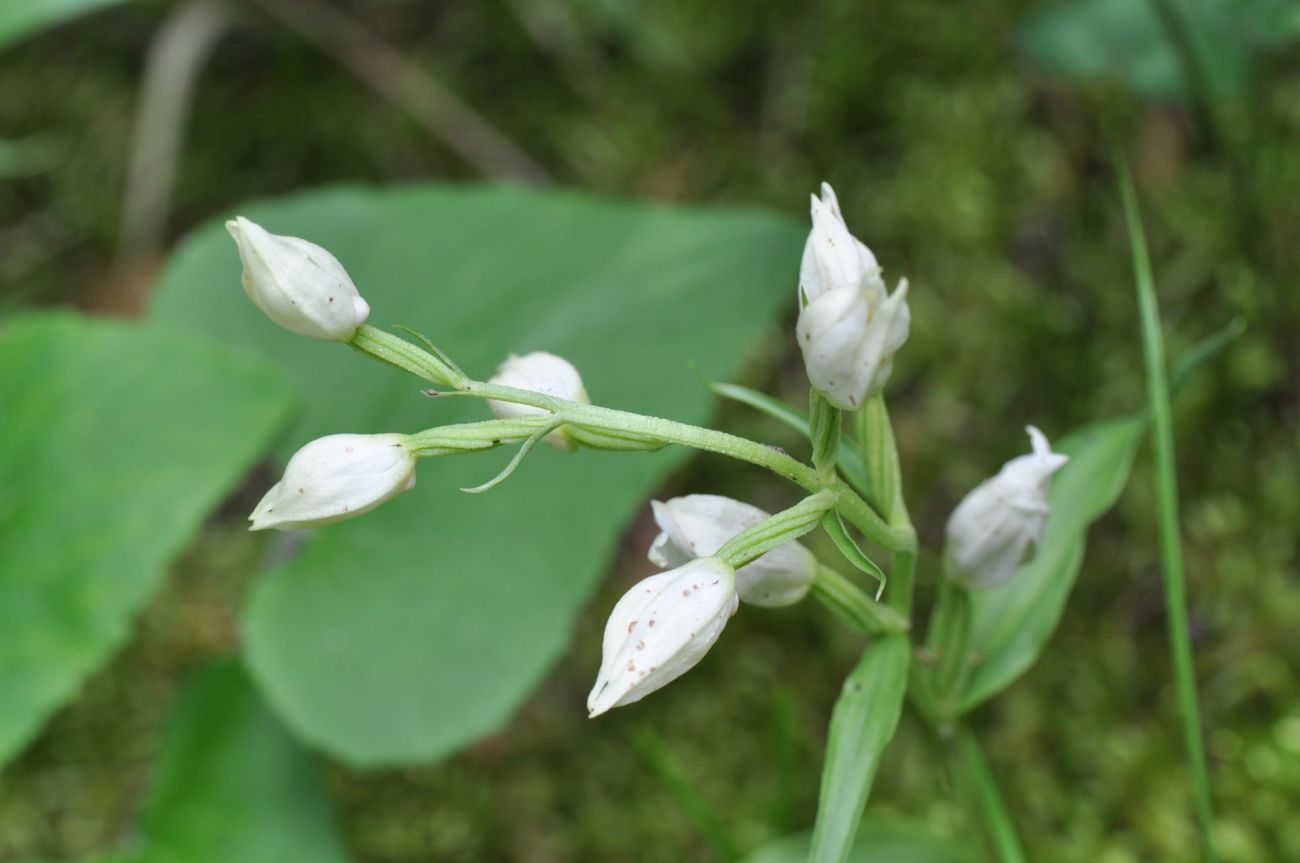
xmin=795 ymin=183 xmax=910 ymax=409
xmin=649 ymin=494 xmax=816 ymax=607
xmin=249 ymin=433 xmax=416 ymax=531
xmin=587 ymin=558 xmax=737 ymax=717
xmin=227 ymin=216 xmax=370 ymax=341
xmin=487 ymin=351 xmax=589 ymax=450
xmin=944 ymin=426 xmax=1069 ymax=589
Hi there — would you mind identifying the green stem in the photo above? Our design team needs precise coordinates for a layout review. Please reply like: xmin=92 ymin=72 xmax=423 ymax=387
xmin=403 ymin=416 xmax=553 ymax=455
xmin=350 ymin=324 xmax=465 ymax=387
xmin=859 ymin=394 xmax=902 ymax=518
xmin=884 ymin=490 xmax=917 ymax=618
xmin=1122 ymin=170 xmax=1217 ymax=861
xmin=715 ymin=491 xmax=835 ymax=568
xmin=352 ymin=330 xmax=914 ymax=553
xmin=958 ymin=728 xmax=1028 ymax=863
xmin=809 ymin=389 xmax=841 ymax=482
xmin=933 ymin=578 xmax=972 ymax=707
xmin=811 ymin=563 xmax=910 ymax=635
xmin=468 ymin=380 xmax=913 ymax=553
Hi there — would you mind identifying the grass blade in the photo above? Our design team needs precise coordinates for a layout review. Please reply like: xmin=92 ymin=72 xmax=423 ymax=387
xmin=957 ymin=728 xmax=1026 ymax=863
xmin=1120 ymin=166 xmax=1217 ymax=862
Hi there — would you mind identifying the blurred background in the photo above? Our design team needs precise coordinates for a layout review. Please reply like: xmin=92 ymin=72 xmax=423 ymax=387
xmin=1 ymin=0 xmax=1298 ymax=861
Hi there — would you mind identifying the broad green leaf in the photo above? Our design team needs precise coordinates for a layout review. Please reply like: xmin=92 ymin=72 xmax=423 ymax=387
xmin=0 ymin=313 xmax=294 ymax=766
xmin=1020 ymin=0 xmax=1300 ymax=100
xmin=961 ymin=416 xmax=1145 ymax=711
xmin=0 ymin=0 xmax=133 ymax=52
xmin=132 ymin=663 xmax=348 ymax=863
xmin=810 ymin=634 xmax=910 ymax=863
xmin=748 ymin=818 xmax=972 ymax=863
xmin=150 ymin=183 xmax=804 ymax=765
xmin=55 ymin=662 xmax=347 ymax=863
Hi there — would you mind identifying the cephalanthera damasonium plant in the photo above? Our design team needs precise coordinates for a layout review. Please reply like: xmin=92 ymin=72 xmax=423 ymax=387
xmin=226 ymin=186 xmax=1067 ymax=858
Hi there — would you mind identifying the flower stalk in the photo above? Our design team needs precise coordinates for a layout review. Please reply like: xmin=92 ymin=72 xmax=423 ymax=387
xmin=811 ymin=564 xmax=910 ymax=636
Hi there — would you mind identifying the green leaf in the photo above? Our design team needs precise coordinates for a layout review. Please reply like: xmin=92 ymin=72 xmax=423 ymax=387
xmin=0 ymin=0 xmax=133 ymax=52
xmin=1019 ymin=0 xmax=1300 ymax=100
xmin=821 ymin=511 xmax=887 ymax=597
xmin=133 ymin=663 xmax=348 ymax=863
xmin=150 ymin=183 xmax=804 ymax=765
xmin=746 ymin=818 xmax=973 ymax=863
xmin=94 ymin=662 xmax=347 ymax=863
xmin=961 ymin=416 xmax=1145 ymax=711
xmin=0 ymin=134 xmax=62 ymax=179
xmin=810 ymin=634 xmax=910 ymax=863
xmin=0 ymin=313 xmax=294 ymax=766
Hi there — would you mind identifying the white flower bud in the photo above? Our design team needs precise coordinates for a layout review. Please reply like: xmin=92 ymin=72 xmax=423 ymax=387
xmin=795 ymin=183 xmax=911 ymax=409
xmin=943 ymin=426 xmax=1070 ymax=589
xmin=486 ymin=351 xmax=590 ymax=450
xmin=648 ymin=494 xmax=816 ymax=607
xmin=226 ymin=216 xmax=370 ymax=341
xmin=587 ymin=558 xmax=738 ymax=717
xmin=249 ymin=433 xmax=416 ymax=531
xmin=800 ymin=182 xmax=885 ymax=304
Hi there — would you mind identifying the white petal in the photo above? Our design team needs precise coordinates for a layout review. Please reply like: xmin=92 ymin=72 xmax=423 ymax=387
xmin=647 ymin=495 xmax=816 ymax=608
xmin=799 ymin=186 xmax=882 ymax=305
xmin=796 ymin=287 xmax=871 ymax=408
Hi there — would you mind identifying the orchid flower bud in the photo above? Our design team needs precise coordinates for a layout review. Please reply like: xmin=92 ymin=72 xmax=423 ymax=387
xmin=943 ymin=426 xmax=1070 ymax=589
xmin=795 ymin=183 xmax=910 ymax=409
xmin=226 ymin=216 xmax=370 ymax=341
xmin=486 ymin=351 xmax=590 ymax=450
xmin=587 ymin=557 xmax=738 ymax=717
xmin=648 ymin=494 xmax=816 ymax=607
xmin=249 ymin=433 xmax=416 ymax=531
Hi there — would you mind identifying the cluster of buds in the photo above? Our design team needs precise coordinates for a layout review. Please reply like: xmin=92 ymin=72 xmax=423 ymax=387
xmin=228 ymin=180 xmax=1070 ymax=720
xmin=228 ymin=216 xmax=591 ymax=531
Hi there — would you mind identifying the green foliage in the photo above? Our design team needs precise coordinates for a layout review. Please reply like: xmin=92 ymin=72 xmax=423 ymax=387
xmin=0 ymin=313 xmax=293 ymax=767
xmin=810 ymin=634 xmax=910 ymax=863
xmin=17 ymin=662 xmax=348 ymax=863
xmin=961 ymin=416 xmax=1145 ymax=711
xmin=0 ymin=0 xmax=132 ymax=53
xmin=744 ymin=818 xmax=973 ymax=863
xmin=14 ymin=663 xmax=347 ymax=863
xmin=131 ymin=662 xmax=348 ymax=863
xmin=0 ymin=135 xmax=60 ymax=179
xmin=1020 ymin=0 xmax=1300 ymax=99
xmin=151 ymin=184 xmax=803 ymax=765
xmin=1124 ymin=168 xmax=1217 ymax=859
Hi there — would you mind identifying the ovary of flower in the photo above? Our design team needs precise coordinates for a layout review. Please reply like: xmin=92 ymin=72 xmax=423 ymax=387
xmin=249 ymin=433 xmax=416 ymax=531
xmin=649 ymin=494 xmax=816 ymax=607
xmin=486 ymin=351 xmax=590 ymax=450
xmin=943 ymin=426 xmax=1070 ymax=589
xmin=226 ymin=216 xmax=370 ymax=341
xmin=587 ymin=558 xmax=738 ymax=717
xmin=795 ymin=183 xmax=910 ymax=409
